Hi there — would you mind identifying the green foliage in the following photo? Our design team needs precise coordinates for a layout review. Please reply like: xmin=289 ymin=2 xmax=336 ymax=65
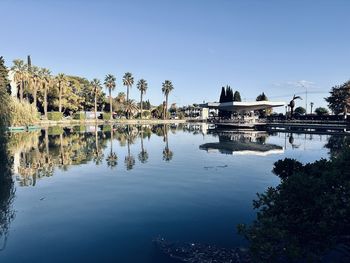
xmin=294 ymin=106 xmax=306 ymax=115
xmin=103 ymin=112 xmax=112 ymax=120
xmin=233 ymin=91 xmax=242 ymax=102
xmin=47 ymin=111 xmax=63 ymax=121
xmin=325 ymin=80 xmax=350 ymax=115
xmin=0 ymin=56 xmax=11 ymax=130
xmin=9 ymin=98 xmax=39 ymax=126
xmin=315 ymin=107 xmax=329 ymax=116
xmin=238 ymin=145 xmax=350 ymax=262
xmin=73 ymin=112 xmax=86 ymax=120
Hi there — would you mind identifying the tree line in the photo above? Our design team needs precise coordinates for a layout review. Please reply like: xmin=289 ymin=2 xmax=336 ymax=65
xmin=1 ymin=56 xmax=175 ymax=124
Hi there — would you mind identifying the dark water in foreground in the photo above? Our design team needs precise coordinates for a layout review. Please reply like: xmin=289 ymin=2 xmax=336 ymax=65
xmin=0 ymin=124 xmax=345 ymax=262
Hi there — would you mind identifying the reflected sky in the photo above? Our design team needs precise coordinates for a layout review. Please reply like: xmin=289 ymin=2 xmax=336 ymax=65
xmin=0 ymin=124 xmax=345 ymax=262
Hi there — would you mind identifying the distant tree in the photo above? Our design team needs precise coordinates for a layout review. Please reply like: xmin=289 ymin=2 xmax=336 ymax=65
xmin=55 ymin=73 xmax=68 ymax=113
xmin=219 ymin=87 xmax=226 ymax=102
xmin=325 ymin=80 xmax=350 ymax=118
xmin=136 ymin=79 xmax=148 ymax=118
xmin=256 ymin=92 xmax=268 ymax=101
xmin=11 ymin=59 xmax=27 ymax=102
xmin=90 ymin=79 xmax=102 ymax=121
xmin=294 ymin=106 xmax=306 ymax=115
xmin=315 ymin=107 xmax=329 ymax=116
xmin=39 ymin=68 xmax=52 ymax=119
xmin=162 ymin=80 xmax=174 ymax=120
xmin=225 ymin=86 xmax=233 ymax=102
xmin=104 ymin=74 xmax=116 ymax=120
xmin=233 ymin=91 xmax=242 ymax=102
xmin=0 ymin=56 xmax=11 ymax=129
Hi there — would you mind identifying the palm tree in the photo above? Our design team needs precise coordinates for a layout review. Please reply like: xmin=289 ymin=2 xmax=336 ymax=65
xmin=11 ymin=59 xmax=27 ymax=102
xmin=136 ymin=79 xmax=148 ymax=119
xmin=40 ymin=68 xmax=52 ymax=119
xmin=124 ymin=100 xmax=138 ymax=119
xmin=162 ymin=80 xmax=174 ymax=120
xmin=104 ymin=74 xmax=116 ymax=120
xmin=28 ymin=66 xmax=40 ymax=107
xmin=93 ymin=125 xmax=104 ymax=165
xmin=90 ymin=79 xmax=102 ymax=121
xmin=310 ymin=102 xmax=314 ymax=114
xmin=56 ymin=73 xmax=68 ymax=113
xmin=288 ymin=95 xmax=302 ymax=118
xmin=123 ymin=72 xmax=134 ymax=118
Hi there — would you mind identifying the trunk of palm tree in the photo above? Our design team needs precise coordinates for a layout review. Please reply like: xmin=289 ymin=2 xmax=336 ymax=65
xmin=95 ymin=88 xmax=98 ymax=121
xmin=109 ymin=88 xmax=113 ymax=120
xmin=20 ymin=81 xmax=24 ymax=102
xmin=140 ymin=132 xmax=144 ymax=153
xmin=140 ymin=91 xmax=143 ymax=119
xmin=164 ymin=94 xmax=169 ymax=120
xmin=44 ymin=86 xmax=48 ymax=119
xmin=127 ymin=86 xmax=130 ymax=119
xmin=45 ymin=127 xmax=49 ymax=155
xmin=59 ymin=84 xmax=62 ymax=113
xmin=33 ymin=87 xmax=38 ymax=108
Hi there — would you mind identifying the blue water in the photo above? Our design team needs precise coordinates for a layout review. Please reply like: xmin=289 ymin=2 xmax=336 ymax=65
xmin=0 ymin=124 xmax=333 ymax=262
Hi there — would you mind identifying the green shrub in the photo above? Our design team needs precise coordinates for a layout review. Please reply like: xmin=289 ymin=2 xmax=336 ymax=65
xmin=9 ymin=98 xmax=39 ymax=126
xmin=73 ymin=112 xmax=86 ymax=120
xmin=48 ymin=126 xmax=64 ymax=135
xmin=103 ymin=113 xmax=112 ymax=120
xmin=47 ymin=111 xmax=63 ymax=121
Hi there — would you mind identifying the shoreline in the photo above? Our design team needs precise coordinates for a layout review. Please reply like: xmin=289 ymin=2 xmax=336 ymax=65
xmin=9 ymin=119 xmax=188 ymax=130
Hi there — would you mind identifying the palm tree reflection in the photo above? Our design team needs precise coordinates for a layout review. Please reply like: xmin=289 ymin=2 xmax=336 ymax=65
xmin=124 ymin=125 xmax=136 ymax=170
xmin=162 ymin=125 xmax=173 ymax=162
xmin=106 ymin=125 xmax=118 ymax=168
xmin=138 ymin=126 xmax=149 ymax=164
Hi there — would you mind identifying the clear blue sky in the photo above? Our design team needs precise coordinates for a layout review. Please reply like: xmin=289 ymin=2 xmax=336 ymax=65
xmin=1 ymin=0 xmax=350 ymax=111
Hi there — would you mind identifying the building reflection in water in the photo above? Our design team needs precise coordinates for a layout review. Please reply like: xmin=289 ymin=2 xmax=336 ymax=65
xmin=200 ymin=130 xmax=284 ymax=156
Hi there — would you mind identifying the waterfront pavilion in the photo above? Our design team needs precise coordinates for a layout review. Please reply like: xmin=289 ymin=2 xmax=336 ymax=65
xmin=199 ymin=101 xmax=285 ymax=122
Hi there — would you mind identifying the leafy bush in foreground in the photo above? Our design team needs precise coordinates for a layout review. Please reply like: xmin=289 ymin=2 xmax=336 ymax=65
xmin=238 ymin=145 xmax=350 ymax=262
xmin=9 ymin=98 xmax=39 ymax=126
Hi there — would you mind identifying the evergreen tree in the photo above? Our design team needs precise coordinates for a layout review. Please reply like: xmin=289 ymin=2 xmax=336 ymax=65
xmin=219 ymin=87 xmax=226 ymax=103
xmin=233 ymin=91 xmax=242 ymax=102
xmin=226 ymin=86 xmax=233 ymax=102
xmin=256 ymin=92 xmax=268 ymax=101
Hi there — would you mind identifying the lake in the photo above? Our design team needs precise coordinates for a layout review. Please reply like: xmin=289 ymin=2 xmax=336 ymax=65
xmin=0 ymin=123 xmax=344 ymax=262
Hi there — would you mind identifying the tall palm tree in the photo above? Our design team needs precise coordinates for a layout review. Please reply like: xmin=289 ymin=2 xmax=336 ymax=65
xmin=162 ymin=80 xmax=174 ymax=120
xmin=40 ymin=68 xmax=52 ymax=119
xmin=56 ymin=73 xmax=68 ymax=113
xmin=90 ymin=79 xmax=102 ymax=121
xmin=136 ymin=79 xmax=148 ymax=119
xmin=124 ymin=126 xmax=136 ymax=170
xmin=11 ymin=59 xmax=27 ymax=102
xmin=123 ymin=72 xmax=134 ymax=119
xmin=104 ymin=74 xmax=116 ymax=120
xmin=28 ymin=65 xmax=40 ymax=107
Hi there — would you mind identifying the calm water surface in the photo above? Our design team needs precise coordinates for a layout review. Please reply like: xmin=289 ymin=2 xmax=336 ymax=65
xmin=0 ymin=124 xmax=341 ymax=262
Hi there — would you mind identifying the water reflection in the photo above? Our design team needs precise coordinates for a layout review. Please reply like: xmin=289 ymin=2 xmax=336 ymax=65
xmin=0 ymin=133 xmax=15 ymax=251
xmin=200 ymin=131 xmax=284 ymax=156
